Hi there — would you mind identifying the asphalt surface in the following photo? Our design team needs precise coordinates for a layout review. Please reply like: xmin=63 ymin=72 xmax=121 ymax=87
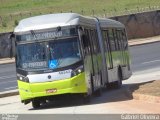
xmin=0 ymin=42 xmax=160 ymax=92
xmin=130 ymin=41 xmax=160 ymax=74
xmin=0 ymin=63 xmax=17 ymax=92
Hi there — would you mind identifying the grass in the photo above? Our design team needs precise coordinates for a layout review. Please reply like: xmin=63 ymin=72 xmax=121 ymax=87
xmin=0 ymin=0 xmax=159 ymax=32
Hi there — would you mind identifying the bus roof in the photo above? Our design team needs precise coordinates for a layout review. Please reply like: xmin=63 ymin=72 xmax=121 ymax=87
xmin=14 ymin=13 xmax=124 ymax=33
xmin=98 ymin=18 xmax=125 ymax=28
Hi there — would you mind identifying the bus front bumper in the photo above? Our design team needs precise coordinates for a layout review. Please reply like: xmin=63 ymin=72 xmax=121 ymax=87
xmin=17 ymin=72 xmax=87 ymax=102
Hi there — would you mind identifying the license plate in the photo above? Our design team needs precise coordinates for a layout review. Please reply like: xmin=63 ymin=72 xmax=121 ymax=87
xmin=46 ymin=88 xmax=57 ymax=93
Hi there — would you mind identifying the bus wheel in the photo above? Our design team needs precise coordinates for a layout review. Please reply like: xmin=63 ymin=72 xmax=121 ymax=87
xmin=83 ymin=94 xmax=91 ymax=104
xmin=32 ymin=99 xmax=40 ymax=109
xmin=94 ymin=88 xmax=102 ymax=97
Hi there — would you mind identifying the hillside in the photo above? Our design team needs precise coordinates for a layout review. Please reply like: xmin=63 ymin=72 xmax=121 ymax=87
xmin=0 ymin=0 xmax=159 ymax=32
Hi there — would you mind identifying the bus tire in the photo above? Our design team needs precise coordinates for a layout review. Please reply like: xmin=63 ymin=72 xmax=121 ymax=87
xmin=32 ymin=99 xmax=40 ymax=109
xmin=83 ymin=94 xmax=91 ymax=104
xmin=94 ymin=88 xmax=102 ymax=97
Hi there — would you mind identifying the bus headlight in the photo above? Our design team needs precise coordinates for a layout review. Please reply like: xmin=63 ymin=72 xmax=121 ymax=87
xmin=71 ymin=66 xmax=84 ymax=77
xmin=17 ymin=74 xmax=29 ymax=83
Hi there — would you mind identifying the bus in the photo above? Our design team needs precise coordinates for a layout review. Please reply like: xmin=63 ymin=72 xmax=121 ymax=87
xmin=11 ymin=13 xmax=132 ymax=108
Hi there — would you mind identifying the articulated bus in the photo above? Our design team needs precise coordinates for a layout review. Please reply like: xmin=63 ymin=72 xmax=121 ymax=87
xmin=11 ymin=13 xmax=132 ymax=108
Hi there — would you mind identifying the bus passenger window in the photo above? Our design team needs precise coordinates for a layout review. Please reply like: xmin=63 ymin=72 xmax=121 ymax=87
xmin=108 ymin=29 xmax=116 ymax=51
xmin=122 ymin=30 xmax=128 ymax=50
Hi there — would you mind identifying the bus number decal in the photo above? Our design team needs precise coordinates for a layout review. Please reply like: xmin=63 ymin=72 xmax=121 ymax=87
xmin=22 ymin=61 xmax=47 ymax=68
xmin=59 ymin=70 xmax=72 ymax=75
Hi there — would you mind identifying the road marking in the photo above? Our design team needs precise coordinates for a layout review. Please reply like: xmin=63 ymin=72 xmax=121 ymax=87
xmin=142 ymin=59 xmax=160 ymax=64
xmin=0 ymin=75 xmax=16 ymax=80
xmin=4 ymin=86 xmax=17 ymax=90
xmin=0 ymin=80 xmax=16 ymax=84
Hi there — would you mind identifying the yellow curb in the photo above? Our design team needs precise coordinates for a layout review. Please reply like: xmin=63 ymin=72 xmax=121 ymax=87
xmin=132 ymin=93 xmax=160 ymax=103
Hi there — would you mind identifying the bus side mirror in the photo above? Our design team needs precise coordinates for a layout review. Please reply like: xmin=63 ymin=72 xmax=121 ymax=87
xmin=9 ymin=33 xmax=16 ymax=58
xmin=9 ymin=33 xmax=15 ymax=39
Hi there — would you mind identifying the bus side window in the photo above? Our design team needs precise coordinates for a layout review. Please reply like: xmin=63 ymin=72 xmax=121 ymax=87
xmin=90 ymin=30 xmax=97 ymax=54
xmin=102 ymin=30 xmax=113 ymax=69
xmin=116 ymin=30 xmax=122 ymax=51
xmin=122 ymin=29 xmax=128 ymax=50
xmin=113 ymin=29 xmax=119 ymax=51
xmin=94 ymin=30 xmax=100 ymax=53
xmin=81 ymin=29 xmax=90 ymax=56
xmin=108 ymin=29 xmax=116 ymax=51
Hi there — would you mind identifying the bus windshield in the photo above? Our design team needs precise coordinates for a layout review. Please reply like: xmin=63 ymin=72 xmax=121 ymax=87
xmin=48 ymin=38 xmax=81 ymax=69
xmin=16 ymin=37 xmax=81 ymax=70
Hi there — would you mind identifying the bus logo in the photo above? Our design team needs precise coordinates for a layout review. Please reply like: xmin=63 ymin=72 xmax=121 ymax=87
xmin=59 ymin=70 xmax=72 ymax=74
xmin=48 ymin=75 xmax=51 ymax=79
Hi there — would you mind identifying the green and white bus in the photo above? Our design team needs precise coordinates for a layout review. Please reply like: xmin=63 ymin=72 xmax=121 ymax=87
xmin=11 ymin=13 xmax=131 ymax=108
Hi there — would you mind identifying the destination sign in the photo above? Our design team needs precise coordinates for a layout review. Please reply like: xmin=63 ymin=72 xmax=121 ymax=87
xmin=25 ymin=31 xmax=63 ymax=41
xmin=16 ymin=28 xmax=77 ymax=42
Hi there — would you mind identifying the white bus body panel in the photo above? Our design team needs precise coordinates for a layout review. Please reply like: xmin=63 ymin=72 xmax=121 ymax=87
xmin=27 ymin=69 xmax=72 ymax=83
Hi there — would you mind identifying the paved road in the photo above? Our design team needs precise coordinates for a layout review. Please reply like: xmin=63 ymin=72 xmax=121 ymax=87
xmin=0 ymin=42 xmax=160 ymax=92
xmin=130 ymin=41 xmax=160 ymax=74
xmin=0 ymin=64 xmax=17 ymax=92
